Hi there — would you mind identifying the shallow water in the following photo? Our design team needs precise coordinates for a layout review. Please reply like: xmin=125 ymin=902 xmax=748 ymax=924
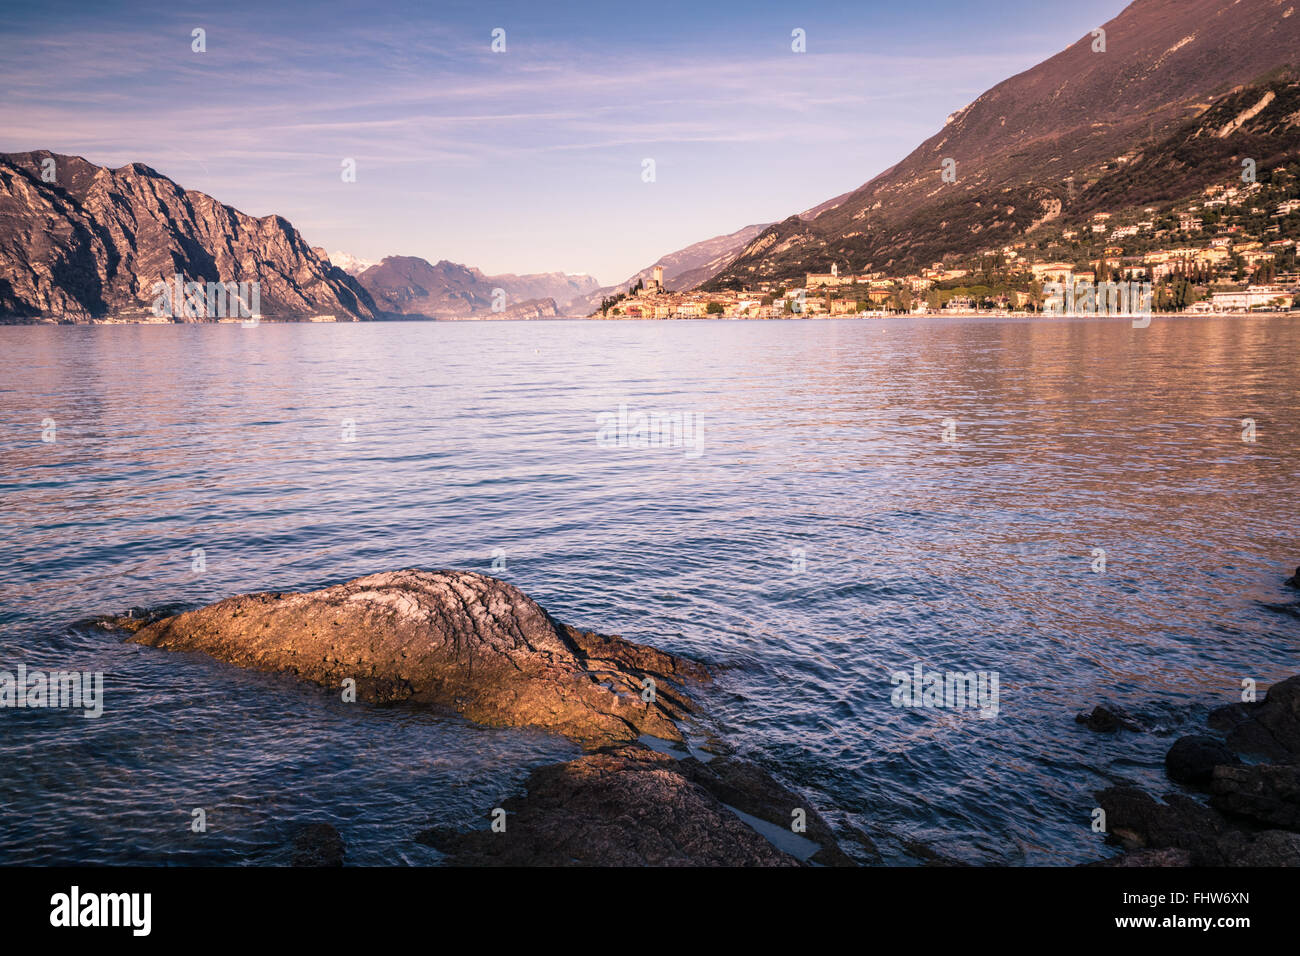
xmin=1 ymin=315 xmax=1297 ymax=865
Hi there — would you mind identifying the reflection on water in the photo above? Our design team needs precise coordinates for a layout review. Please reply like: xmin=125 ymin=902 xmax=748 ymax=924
xmin=0 ymin=315 xmax=1297 ymax=864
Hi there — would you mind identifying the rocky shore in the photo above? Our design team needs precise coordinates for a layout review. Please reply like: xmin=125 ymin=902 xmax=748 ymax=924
xmin=104 ymin=568 xmax=862 ymax=865
xmin=1084 ymin=580 xmax=1300 ymax=867
xmin=103 ymin=566 xmax=1300 ymax=866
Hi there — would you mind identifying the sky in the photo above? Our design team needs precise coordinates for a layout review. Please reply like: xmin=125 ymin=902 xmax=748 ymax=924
xmin=0 ymin=0 xmax=1128 ymax=285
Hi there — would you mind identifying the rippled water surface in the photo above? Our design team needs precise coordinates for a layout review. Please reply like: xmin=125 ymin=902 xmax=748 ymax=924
xmin=1 ymin=316 xmax=1297 ymax=865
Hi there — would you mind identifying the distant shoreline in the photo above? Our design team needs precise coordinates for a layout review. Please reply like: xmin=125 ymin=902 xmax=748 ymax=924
xmin=2 ymin=311 xmax=1296 ymax=326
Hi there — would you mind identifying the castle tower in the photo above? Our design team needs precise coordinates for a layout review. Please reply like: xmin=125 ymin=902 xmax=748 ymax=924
xmin=653 ymin=265 xmax=664 ymax=290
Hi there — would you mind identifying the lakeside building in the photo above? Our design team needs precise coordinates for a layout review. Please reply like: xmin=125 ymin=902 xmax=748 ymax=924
xmin=1209 ymin=285 xmax=1295 ymax=311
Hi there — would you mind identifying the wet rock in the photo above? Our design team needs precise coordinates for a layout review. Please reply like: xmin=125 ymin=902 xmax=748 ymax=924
xmin=1208 ymin=676 xmax=1300 ymax=762
xmin=678 ymin=755 xmax=858 ymax=865
xmin=121 ymin=569 xmax=704 ymax=747
xmin=1076 ymin=704 xmax=1142 ymax=733
xmin=416 ymin=745 xmax=800 ymax=866
xmin=1096 ymin=786 xmax=1230 ymax=864
xmin=91 ymin=604 xmax=185 ymax=634
xmin=1285 ymin=566 xmax=1300 ymax=589
xmin=1165 ymin=735 xmax=1240 ymax=785
xmin=1210 ymin=763 xmax=1300 ymax=830
xmin=1096 ymin=785 xmax=1300 ymax=865
xmin=1088 ymin=847 xmax=1192 ymax=867
xmin=290 ymin=823 xmax=345 ymax=867
xmin=1212 ymin=829 xmax=1300 ymax=866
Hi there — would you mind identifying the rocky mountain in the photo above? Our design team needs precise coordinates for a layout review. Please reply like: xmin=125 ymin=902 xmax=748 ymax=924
xmin=0 ymin=150 xmax=378 ymax=321
xmin=1071 ymin=66 xmax=1300 ymax=215
xmin=707 ymin=0 xmax=1300 ymax=288
xmin=354 ymin=254 xmax=595 ymax=318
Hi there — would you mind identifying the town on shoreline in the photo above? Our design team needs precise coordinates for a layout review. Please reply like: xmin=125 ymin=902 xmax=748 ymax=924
xmin=597 ymin=181 xmax=1300 ymax=321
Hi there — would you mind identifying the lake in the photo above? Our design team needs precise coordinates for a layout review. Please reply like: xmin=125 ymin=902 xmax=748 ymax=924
xmin=1 ymin=314 xmax=1297 ymax=865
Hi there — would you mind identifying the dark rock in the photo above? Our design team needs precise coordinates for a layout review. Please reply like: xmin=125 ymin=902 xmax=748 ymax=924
xmin=1096 ymin=786 xmax=1230 ymax=865
xmin=1208 ymin=676 xmax=1300 ymax=762
xmin=1096 ymin=785 xmax=1300 ymax=865
xmin=123 ymin=569 xmax=705 ymax=747
xmin=1285 ymin=566 xmax=1300 ymax=589
xmin=1210 ymin=763 xmax=1300 ymax=830
xmin=290 ymin=823 xmax=345 ymax=867
xmin=1087 ymin=847 xmax=1193 ymax=867
xmin=1210 ymin=829 xmax=1300 ymax=866
xmin=416 ymin=745 xmax=800 ymax=866
xmin=1165 ymin=735 xmax=1240 ymax=785
xmin=678 ymin=755 xmax=859 ymax=865
xmin=1076 ymin=705 xmax=1142 ymax=733
xmin=90 ymin=604 xmax=183 ymax=634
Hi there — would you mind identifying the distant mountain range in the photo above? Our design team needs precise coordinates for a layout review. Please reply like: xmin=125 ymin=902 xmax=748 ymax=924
xmin=0 ymin=151 xmax=596 ymax=322
xmin=706 ymin=0 xmax=1300 ymax=288
xmin=6 ymin=0 xmax=1298 ymax=322
xmin=350 ymin=255 xmax=598 ymax=319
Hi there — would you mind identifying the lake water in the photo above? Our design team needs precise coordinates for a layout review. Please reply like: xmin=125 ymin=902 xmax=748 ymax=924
xmin=1 ymin=315 xmax=1297 ymax=865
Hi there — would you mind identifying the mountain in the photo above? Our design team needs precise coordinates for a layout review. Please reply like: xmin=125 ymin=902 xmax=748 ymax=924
xmin=327 ymin=251 xmax=378 ymax=276
xmin=0 ymin=150 xmax=378 ymax=321
xmin=706 ymin=0 xmax=1300 ymax=288
xmin=353 ymin=255 xmax=595 ymax=318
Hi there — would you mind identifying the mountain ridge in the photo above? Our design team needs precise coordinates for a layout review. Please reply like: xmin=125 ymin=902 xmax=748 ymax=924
xmin=0 ymin=150 xmax=378 ymax=321
xmin=706 ymin=0 xmax=1300 ymax=288
xmin=352 ymin=254 xmax=597 ymax=318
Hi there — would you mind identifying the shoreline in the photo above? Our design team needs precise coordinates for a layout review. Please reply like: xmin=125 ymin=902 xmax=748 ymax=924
xmin=2 ymin=310 xmax=1295 ymax=327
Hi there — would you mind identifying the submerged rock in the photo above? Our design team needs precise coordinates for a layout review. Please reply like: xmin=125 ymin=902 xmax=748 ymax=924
xmin=290 ymin=823 xmax=345 ymax=867
xmin=1076 ymin=704 xmax=1143 ymax=734
xmin=415 ymin=745 xmax=833 ymax=866
xmin=1165 ymin=735 xmax=1240 ymax=785
xmin=119 ymin=569 xmax=705 ymax=747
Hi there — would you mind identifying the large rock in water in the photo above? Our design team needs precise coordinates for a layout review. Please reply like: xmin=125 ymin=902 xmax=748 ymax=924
xmin=1164 ymin=735 xmax=1240 ymax=785
xmin=416 ymin=746 xmax=805 ymax=866
xmin=1208 ymin=676 xmax=1300 ymax=762
xmin=120 ymin=569 xmax=705 ymax=747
